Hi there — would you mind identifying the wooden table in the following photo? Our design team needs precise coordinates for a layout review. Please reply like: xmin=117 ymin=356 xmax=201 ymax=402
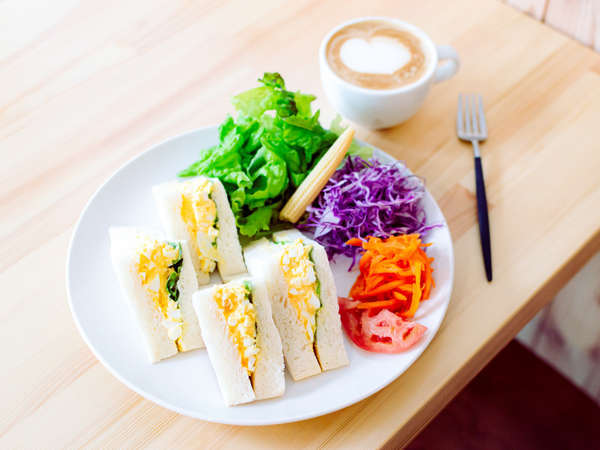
xmin=505 ymin=0 xmax=600 ymax=52
xmin=2 ymin=0 xmax=600 ymax=448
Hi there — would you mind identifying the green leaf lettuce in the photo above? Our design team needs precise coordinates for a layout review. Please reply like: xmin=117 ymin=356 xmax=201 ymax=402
xmin=178 ymin=72 xmax=371 ymax=237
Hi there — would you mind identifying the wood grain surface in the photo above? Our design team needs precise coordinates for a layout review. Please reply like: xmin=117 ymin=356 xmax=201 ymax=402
xmin=505 ymin=0 xmax=548 ymax=20
xmin=2 ymin=0 xmax=600 ymax=448
xmin=505 ymin=0 xmax=600 ymax=51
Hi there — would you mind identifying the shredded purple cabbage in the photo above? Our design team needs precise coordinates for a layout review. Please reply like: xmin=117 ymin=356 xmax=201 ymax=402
xmin=297 ymin=156 xmax=438 ymax=267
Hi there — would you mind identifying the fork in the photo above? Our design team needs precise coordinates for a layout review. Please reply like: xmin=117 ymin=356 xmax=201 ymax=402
xmin=457 ymin=94 xmax=492 ymax=282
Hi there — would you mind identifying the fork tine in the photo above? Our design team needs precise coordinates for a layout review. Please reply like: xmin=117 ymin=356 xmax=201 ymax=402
xmin=457 ymin=94 xmax=464 ymax=134
xmin=464 ymin=94 xmax=471 ymax=135
xmin=478 ymin=94 xmax=487 ymax=137
xmin=470 ymin=94 xmax=478 ymax=136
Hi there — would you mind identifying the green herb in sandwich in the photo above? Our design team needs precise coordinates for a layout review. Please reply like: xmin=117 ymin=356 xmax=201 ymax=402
xmin=309 ymin=247 xmax=322 ymax=302
xmin=166 ymin=242 xmax=183 ymax=302
xmin=243 ymin=280 xmax=253 ymax=297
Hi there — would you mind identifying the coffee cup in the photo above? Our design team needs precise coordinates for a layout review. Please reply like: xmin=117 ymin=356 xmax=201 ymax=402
xmin=319 ymin=17 xmax=460 ymax=129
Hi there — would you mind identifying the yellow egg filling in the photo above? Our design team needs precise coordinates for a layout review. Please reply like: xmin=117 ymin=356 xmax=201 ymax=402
xmin=214 ymin=282 xmax=259 ymax=376
xmin=180 ymin=178 xmax=219 ymax=274
xmin=279 ymin=239 xmax=321 ymax=342
xmin=136 ymin=239 xmax=183 ymax=342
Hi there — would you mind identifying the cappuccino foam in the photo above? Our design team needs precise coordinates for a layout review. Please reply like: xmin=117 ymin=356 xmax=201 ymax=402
xmin=326 ymin=20 xmax=427 ymax=90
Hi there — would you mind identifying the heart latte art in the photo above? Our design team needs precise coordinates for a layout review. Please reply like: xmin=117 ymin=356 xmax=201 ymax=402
xmin=326 ymin=20 xmax=427 ymax=90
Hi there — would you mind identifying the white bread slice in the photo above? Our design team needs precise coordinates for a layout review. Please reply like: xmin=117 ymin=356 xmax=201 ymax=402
xmin=210 ymin=178 xmax=247 ymax=281
xmin=244 ymin=238 xmax=321 ymax=381
xmin=273 ymin=230 xmax=349 ymax=372
xmin=192 ymin=277 xmax=284 ymax=406
xmin=152 ymin=176 xmax=246 ymax=285
xmin=249 ymin=276 xmax=285 ymax=400
xmin=152 ymin=181 xmax=210 ymax=285
xmin=175 ymin=241 xmax=204 ymax=351
xmin=193 ymin=284 xmax=254 ymax=406
xmin=109 ymin=227 xmax=204 ymax=363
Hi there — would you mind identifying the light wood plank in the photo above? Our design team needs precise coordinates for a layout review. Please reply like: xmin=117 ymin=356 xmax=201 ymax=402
xmin=505 ymin=0 xmax=548 ymax=20
xmin=1 ymin=0 xmax=600 ymax=448
xmin=545 ymin=0 xmax=600 ymax=51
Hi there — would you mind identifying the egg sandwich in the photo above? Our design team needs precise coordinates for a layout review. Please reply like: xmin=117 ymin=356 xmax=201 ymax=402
xmin=152 ymin=176 xmax=246 ymax=284
xmin=109 ymin=227 xmax=204 ymax=363
xmin=192 ymin=277 xmax=284 ymax=406
xmin=244 ymin=229 xmax=348 ymax=381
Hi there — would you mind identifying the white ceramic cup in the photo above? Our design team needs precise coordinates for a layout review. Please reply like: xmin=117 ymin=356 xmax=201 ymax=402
xmin=319 ymin=17 xmax=460 ymax=129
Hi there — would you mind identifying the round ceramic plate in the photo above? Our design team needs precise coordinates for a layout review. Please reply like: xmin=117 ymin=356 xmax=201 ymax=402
xmin=67 ymin=126 xmax=454 ymax=425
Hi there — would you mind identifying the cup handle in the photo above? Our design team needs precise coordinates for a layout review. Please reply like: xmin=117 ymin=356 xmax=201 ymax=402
xmin=434 ymin=45 xmax=460 ymax=83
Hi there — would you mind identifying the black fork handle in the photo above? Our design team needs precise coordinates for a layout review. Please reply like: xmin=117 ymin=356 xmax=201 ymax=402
xmin=474 ymin=155 xmax=492 ymax=281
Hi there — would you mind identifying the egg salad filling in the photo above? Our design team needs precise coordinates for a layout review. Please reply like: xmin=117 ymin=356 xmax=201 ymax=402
xmin=279 ymin=239 xmax=322 ymax=342
xmin=136 ymin=239 xmax=184 ymax=343
xmin=214 ymin=282 xmax=259 ymax=376
xmin=180 ymin=178 xmax=219 ymax=274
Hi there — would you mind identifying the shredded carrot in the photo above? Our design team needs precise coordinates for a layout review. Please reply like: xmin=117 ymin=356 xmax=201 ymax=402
xmin=354 ymin=300 xmax=397 ymax=309
xmin=346 ymin=238 xmax=364 ymax=247
xmin=393 ymin=291 xmax=407 ymax=301
xmin=345 ymin=234 xmax=435 ymax=317
xmin=365 ymin=280 xmax=404 ymax=296
xmin=365 ymin=274 xmax=386 ymax=291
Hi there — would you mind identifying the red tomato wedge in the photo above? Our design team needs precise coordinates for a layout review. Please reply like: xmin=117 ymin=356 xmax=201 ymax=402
xmin=361 ymin=310 xmax=427 ymax=353
xmin=338 ymin=298 xmax=427 ymax=353
xmin=338 ymin=297 xmax=366 ymax=347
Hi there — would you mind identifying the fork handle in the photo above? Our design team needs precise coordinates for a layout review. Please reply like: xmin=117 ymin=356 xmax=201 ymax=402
xmin=474 ymin=155 xmax=493 ymax=282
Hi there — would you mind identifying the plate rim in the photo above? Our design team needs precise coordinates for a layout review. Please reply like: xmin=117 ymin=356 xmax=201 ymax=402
xmin=66 ymin=125 xmax=455 ymax=425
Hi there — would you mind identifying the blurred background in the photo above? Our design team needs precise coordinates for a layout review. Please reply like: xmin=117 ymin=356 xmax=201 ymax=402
xmin=503 ymin=0 xmax=600 ymax=406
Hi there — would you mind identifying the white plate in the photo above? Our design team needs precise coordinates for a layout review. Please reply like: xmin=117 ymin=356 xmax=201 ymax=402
xmin=67 ymin=126 xmax=454 ymax=425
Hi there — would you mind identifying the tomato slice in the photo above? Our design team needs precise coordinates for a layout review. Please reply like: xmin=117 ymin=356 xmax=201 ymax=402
xmin=361 ymin=309 xmax=426 ymax=353
xmin=338 ymin=297 xmax=365 ymax=347
xmin=338 ymin=296 xmax=361 ymax=310
xmin=338 ymin=298 xmax=426 ymax=353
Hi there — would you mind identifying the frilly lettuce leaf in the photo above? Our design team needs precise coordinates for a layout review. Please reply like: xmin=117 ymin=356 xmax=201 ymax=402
xmin=178 ymin=73 xmax=369 ymax=237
